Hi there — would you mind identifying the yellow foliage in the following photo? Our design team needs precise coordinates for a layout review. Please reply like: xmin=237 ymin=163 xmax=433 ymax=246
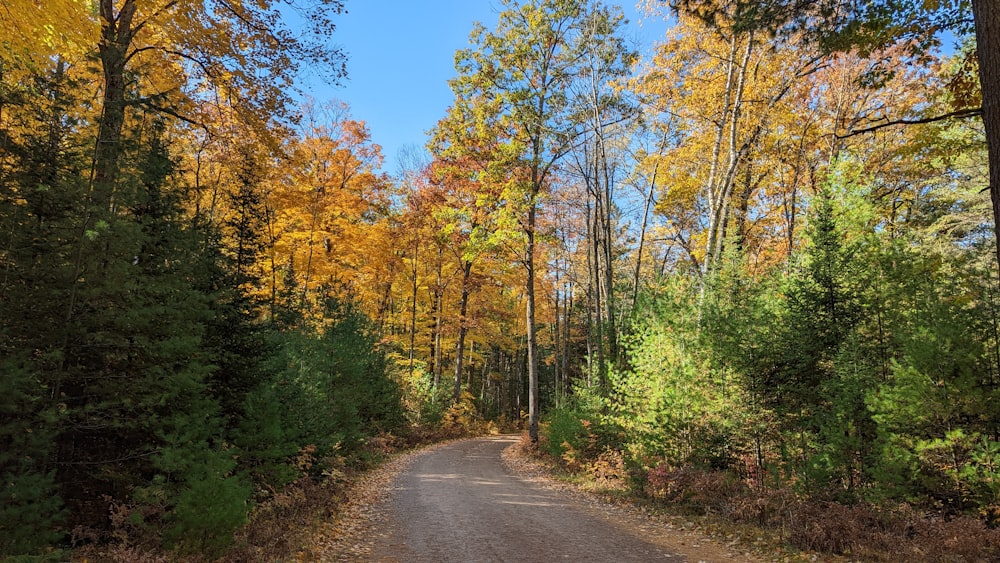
xmin=441 ymin=390 xmax=486 ymax=436
xmin=0 ymin=0 xmax=98 ymax=65
xmin=265 ymin=104 xmax=393 ymax=320
xmin=631 ymin=10 xmax=940 ymax=275
xmin=560 ymin=440 xmax=580 ymax=472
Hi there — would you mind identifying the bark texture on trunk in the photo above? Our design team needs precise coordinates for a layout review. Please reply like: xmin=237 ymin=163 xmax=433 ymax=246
xmin=94 ymin=0 xmax=137 ymax=206
xmin=526 ymin=203 xmax=539 ymax=443
xmin=453 ymin=260 xmax=472 ymax=403
xmin=973 ymin=0 xmax=1000 ymax=275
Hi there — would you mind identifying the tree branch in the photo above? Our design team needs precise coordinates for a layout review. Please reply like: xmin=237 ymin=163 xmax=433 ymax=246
xmin=132 ymin=97 xmax=208 ymax=132
xmin=835 ymin=107 xmax=982 ymax=139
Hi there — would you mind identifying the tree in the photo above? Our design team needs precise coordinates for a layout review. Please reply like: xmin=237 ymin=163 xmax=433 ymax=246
xmin=972 ymin=0 xmax=1000 ymax=274
xmin=266 ymin=104 xmax=392 ymax=321
xmin=0 ymin=0 xmax=346 ymax=215
xmin=0 ymin=59 xmax=83 ymax=556
xmin=565 ymin=3 xmax=637 ymax=379
xmin=447 ymin=0 xmax=635 ymax=440
xmin=633 ymin=8 xmax=826 ymax=277
xmin=449 ymin=0 xmax=589 ymax=441
xmin=661 ymin=0 xmax=1000 ymax=277
xmin=431 ymin=65 xmax=529 ymax=403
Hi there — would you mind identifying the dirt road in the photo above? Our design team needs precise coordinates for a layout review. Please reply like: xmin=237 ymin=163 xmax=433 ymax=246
xmin=368 ymin=435 xmax=746 ymax=562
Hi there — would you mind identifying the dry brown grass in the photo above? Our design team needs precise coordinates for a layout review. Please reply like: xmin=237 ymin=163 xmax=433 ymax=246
xmin=775 ymin=500 xmax=1000 ymax=561
xmin=529 ymin=446 xmax=1000 ymax=562
xmin=644 ymin=465 xmax=1000 ymax=561
xmin=221 ymin=475 xmax=343 ymax=562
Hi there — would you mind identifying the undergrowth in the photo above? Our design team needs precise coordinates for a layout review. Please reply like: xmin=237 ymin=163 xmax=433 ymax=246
xmin=72 ymin=409 xmax=512 ymax=562
xmin=532 ymin=428 xmax=1000 ymax=562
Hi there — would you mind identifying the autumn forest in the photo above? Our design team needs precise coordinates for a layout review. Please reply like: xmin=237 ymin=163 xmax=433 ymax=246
xmin=3 ymin=0 xmax=1000 ymax=559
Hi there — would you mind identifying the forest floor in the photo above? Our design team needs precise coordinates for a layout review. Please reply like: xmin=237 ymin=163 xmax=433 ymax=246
xmin=305 ymin=435 xmax=773 ymax=562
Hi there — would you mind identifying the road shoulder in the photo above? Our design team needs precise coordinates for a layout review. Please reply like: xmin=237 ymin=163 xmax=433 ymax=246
xmin=501 ymin=435 xmax=764 ymax=562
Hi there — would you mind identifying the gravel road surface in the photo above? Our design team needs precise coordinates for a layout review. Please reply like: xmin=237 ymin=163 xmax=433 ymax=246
xmin=369 ymin=435 xmax=687 ymax=562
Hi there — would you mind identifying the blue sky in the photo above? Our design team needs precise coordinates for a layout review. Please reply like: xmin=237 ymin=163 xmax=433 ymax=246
xmin=300 ymin=1 xmax=669 ymax=174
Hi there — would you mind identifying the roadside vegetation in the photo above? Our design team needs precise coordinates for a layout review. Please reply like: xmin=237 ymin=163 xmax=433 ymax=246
xmin=4 ymin=0 xmax=1000 ymax=559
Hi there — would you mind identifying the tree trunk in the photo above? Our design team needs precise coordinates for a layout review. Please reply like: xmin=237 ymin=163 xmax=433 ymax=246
xmin=526 ymin=200 xmax=540 ymax=443
xmin=708 ymin=34 xmax=754 ymax=270
xmin=453 ymin=260 xmax=472 ymax=403
xmin=973 ymin=0 xmax=1000 ymax=278
xmin=433 ymin=248 xmax=444 ymax=390
xmin=734 ymin=163 xmax=757 ymax=253
xmin=410 ymin=239 xmax=420 ymax=379
xmin=561 ymin=284 xmax=572 ymax=396
xmin=553 ymin=269 xmax=562 ymax=405
xmin=599 ymin=141 xmax=618 ymax=364
xmin=265 ymin=200 xmax=279 ymax=322
xmin=632 ymin=161 xmax=658 ymax=314
xmin=468 ymin=340 xmax=476 ymax=396
xmin=93 ymin=0 xmax=137 ymax=208
xmin=589 ymin=189 xmax=606 ymax=385
xmin=409 ymin=240 xmax=418 ymax=378
xmin=702 ymin=33 xmax=739 ymax=275
xmin=301 ymin=172 xmax=322 ymax=303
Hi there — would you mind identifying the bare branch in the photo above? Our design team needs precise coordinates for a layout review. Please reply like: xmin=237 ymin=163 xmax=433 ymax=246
xmin=140 ymin=101 xmax=205 ymax=129
xmin=835 ymin=107 xmax=982 ymax=139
